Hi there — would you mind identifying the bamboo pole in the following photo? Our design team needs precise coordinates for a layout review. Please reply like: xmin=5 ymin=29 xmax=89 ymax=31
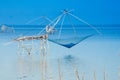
xmin=72 ymin=63 xmax=80 ymax=80
xmin=58 ymin=59 xmax=62 ymax=80
xmin=103 ymin=70 xmax=107 ymax=80
xmin=40 ymin=39 xmax=44 ymax=80
xmin=46 ymin=39 xmax=53 ymax=80
xmin=19 ymin=55 xmax=26 ymax=79
xmin=43 ymin=39 xmax=47 ymax=77
xmin=82 ymin=72 xmax=84 ymax=80
xmin=75 ymin=68 xmax=80 ymax=80
xmin=118 ymin=67 xmax=120 ymax=80
xmin=94 ymin=71 xmax=96 ymax=80
xmin=48 ymin=64 xmax=53 ymax=80
xmin=40 ymin=39 xmax=47 ymax=80
xmin=17 ymin=41 xmax=20 ymax=55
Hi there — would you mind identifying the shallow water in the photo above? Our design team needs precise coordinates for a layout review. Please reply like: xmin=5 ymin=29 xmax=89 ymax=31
xmin=0 ymin=25 xmax=120 ymax=80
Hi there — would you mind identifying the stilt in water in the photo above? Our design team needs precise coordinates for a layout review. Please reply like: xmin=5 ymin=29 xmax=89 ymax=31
xmin=48 ymin=67 xmax=53 ymax=80
xmin=82 ymin=72 xmax=84 ymax=80
xmin=103 ymin=69 xmax=108 ymax=80
xmin=94 ymin=70 xmax=96 ymax=80
xmin=103 ymin=70 xmax=107 ymax=80
xmin=119 ymin=67 xmax=120 ymax=80
xmin=58 ymin=59 xmax=62 ymax=80
xmin=18 ymin=54 xmax=27 ymax=79
xmin=40 ymin=38 xmax=48 ymax=80
xmin=75 ymin=68 xmax=80 ymax=80
xmin=72 ymin=63 xmax=80 ymax=80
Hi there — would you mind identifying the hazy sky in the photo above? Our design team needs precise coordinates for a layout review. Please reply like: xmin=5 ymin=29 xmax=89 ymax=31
xmin=0 ymin=0 xmax=120 ymax=24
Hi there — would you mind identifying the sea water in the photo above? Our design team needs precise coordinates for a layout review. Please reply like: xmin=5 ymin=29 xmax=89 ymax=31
xmin=0 ymin=25 xmax=120 ymax=80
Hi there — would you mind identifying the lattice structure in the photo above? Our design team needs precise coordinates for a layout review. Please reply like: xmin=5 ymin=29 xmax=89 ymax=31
xmin=16 ymin=34 xmax=49 ymax=80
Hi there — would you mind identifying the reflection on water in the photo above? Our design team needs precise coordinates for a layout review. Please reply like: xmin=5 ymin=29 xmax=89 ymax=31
xmin=0 ymin=25 xmax=120 ymax=80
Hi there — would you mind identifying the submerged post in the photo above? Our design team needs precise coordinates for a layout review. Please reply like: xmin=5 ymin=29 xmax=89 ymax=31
xmin=103 ymin=70 xmax=107 ymax=80
xmin=72 ymin=63 xmax=80 ymax=80
xmin=94 ymin=71 xmax=96 ymax=80
xmin=58 ymin=59 xmax=62 ymax=80
xmin=40 ymin=38 xmax=48 ymax=80
xmin=82 ymin=72 xmax=84 ymax=80
xmin=75 ymin=68 xmax=80 ymax=80
xmin=119 ymin=67 xmax=120 ymax=80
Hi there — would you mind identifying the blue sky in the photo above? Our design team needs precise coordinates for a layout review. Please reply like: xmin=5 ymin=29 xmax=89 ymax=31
xmin=0 ymin=0 xmax=120 ymax=24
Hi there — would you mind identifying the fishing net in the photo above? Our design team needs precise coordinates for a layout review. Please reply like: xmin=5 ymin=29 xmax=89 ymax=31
xmin=44 ymin=11 xmax=100 ymax=48
xmin=48 ymin=34 xmax=94 ymax=48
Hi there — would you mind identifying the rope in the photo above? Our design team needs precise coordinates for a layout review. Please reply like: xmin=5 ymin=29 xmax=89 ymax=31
xmin=25 ymin=16 xmax=52 ymax=24
xmin=25 ymin=16 xmax=44 ymax=24
xmin=51 ymin=14 xmax=64 ymax=28
xmin=58 ymin=15 xmax=66 ymax=39
xmin=25 ymin=16 xmax=52 ymax=36
xmin=37 ymin=14 xmax=64 ymax=35
xmin=68 ymin=13 xmax=102 ymax=35
xmin=44 ymin=16 xmax=52 ymax=23
xmin=67 ymin=14 xmax=77 ymax=36
xmin=48 ymin=14 xmax=64 ymax=26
